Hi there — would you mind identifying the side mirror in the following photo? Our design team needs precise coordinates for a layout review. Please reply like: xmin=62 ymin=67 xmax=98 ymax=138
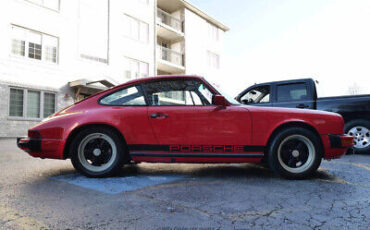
xmin=212 ymin=95 xmax=229 ymax=107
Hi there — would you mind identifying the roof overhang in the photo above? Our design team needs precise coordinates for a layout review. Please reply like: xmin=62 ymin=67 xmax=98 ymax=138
xmin=69 ymin=79 xmax=116 ymax=100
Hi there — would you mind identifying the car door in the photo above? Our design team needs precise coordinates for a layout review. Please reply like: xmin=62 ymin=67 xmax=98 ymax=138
xmin=274 ymin=82 xmax=315 ymax=109
xmin=98 ymin=84 xmax=157 ymax=145
xmin=142 ymin=78 xmax=253 ymax=147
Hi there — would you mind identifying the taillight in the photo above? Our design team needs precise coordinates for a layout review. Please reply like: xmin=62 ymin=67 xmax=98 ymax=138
xmin=28 ymin=130 xmax=41 ymax=139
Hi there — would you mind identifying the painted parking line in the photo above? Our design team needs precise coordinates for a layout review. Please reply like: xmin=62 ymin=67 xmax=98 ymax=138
xmin=51 ymin=174 xmax=187 ymax=194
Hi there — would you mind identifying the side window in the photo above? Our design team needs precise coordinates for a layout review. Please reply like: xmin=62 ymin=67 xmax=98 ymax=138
xmin=100 ymin=85 xmax=146 ymax=106
xmin=142 ymin=79 xmax=214 ymax=106
xmin=277 ymin=83 xmax=309 ymax=102
xmin=241 ymin=86 xmax=270 ymax=104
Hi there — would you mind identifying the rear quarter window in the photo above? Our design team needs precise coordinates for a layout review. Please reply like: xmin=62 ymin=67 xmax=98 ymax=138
xmin=100 ymin=85 xmax=146 ymax=106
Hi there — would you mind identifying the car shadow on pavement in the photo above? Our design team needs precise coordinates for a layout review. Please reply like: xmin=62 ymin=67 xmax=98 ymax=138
xmin=113 ymin=163 xmax=276 ymax=179
xmin=45 ymin=162 xmax=336 ymax=181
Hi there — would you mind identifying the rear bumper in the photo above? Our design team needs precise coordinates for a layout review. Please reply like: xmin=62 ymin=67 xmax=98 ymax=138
xmin=17 ymin=137 xmax=65 ymax=159
xmin=322 ymin=134 xmax=354 ymax=159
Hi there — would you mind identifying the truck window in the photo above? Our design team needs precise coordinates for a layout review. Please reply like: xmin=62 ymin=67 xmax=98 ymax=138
xmin=277 ymin=83 xmax=309 ymax=102
xmin=241 ymin=86 xmax=270 ymax=104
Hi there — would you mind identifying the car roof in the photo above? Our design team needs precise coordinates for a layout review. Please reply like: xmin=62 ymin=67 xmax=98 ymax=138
xmin=124 ymin=75 xmax=204 ymax=85
xmin=252 ymin=78 xmax=314 ymax=87
xmin=99 ymin=75 xmax=207 ymax=96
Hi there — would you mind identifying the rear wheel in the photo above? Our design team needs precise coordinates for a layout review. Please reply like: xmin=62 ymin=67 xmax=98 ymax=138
xmin=268 ymin=127 xmax=322 ymax=179
xmin=70 ymin=127 xmax=126 ymax=177
xmin=345 ymin=120 xmax=370 ymax=154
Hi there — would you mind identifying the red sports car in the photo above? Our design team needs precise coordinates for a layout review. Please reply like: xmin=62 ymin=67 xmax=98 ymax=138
xmin=17 ymin=76 xmax=353 ymax=179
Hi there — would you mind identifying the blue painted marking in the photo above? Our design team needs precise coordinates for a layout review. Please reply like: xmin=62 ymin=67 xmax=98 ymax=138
xmin=51 ymin=174 xmax=186 ymax=194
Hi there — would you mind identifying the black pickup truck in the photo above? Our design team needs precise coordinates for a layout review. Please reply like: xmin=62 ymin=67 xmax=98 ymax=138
xmin=236 ymin=78 xmax=370 ymax=154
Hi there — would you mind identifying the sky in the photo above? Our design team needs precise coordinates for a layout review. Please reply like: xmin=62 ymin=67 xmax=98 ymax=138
xmin=188 ymin=0 xmax=370 ymax=97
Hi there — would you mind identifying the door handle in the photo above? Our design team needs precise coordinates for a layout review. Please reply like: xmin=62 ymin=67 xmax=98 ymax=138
xmin=296 ymin=104 xmax=310 ymax=109
xmin=150 ymin=113 xmax=169 ymax=118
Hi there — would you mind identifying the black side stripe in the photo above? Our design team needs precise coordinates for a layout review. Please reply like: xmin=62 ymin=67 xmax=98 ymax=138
xmin=130 ymin=152 xmax=264 ymax=158
xmin=129 ymin=144 xmax=169 ymax=151
xmin=128 ymin=144 xmax=265 ymax=152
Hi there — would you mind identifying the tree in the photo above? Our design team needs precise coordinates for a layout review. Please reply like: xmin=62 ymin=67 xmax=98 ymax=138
xmin=348 ymin=83 xmax=360 ymax=95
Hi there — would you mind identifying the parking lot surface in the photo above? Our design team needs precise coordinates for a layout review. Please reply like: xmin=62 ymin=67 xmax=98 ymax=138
xmin=0 ymin=138 xmax=369 ymax=230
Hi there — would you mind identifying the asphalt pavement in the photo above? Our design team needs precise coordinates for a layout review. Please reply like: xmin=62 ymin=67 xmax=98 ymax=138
xmin=0 ymin=138 xmax=369 ymax=230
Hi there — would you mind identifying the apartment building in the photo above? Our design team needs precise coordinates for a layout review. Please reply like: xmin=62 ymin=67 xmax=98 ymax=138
xmin=0 ymin=0 xmax=228 ymax=137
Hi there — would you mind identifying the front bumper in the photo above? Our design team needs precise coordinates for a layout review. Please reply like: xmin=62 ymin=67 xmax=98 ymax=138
xmin=17 ymin=137 xmax=41 ymax=152
xmin=322 ymin=134 xmax=354 ymax=159
xmin=329 ymin=134 xmax=354 ymax=148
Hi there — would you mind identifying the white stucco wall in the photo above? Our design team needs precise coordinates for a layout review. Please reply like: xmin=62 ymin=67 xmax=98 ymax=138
xmin=0 ymin=0 xmax=156 ymax=137
xmin=183 ymin=8 xmax=225 ymax=85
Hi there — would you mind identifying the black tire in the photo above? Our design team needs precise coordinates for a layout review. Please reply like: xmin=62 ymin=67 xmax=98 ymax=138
xmin=70 ymin=127 xmax=126 ymax=177
xmin=344 ymin=120 xmax=370 ymax=154
xmin=268 ymin=127 xmax=322 ymax=179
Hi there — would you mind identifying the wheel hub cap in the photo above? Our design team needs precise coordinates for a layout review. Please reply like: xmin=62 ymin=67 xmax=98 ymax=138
xmin=93 ymin=148 xmax=102 ymax=156
xmin=347 ymin=126 xmax=370 ymax=149
xmin=292 ymin=150 xmax=300 ymax=157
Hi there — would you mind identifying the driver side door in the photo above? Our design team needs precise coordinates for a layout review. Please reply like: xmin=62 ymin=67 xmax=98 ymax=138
xmin=142 ymin=79 xmax=252 ymax=146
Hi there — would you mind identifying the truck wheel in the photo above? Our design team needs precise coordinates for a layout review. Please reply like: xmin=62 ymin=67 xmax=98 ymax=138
xmin=345 ymin=120 xmax=370 ymax=154
xmin=70 ymin=127 xmax=126 ymax=177
xmin=268 ymin=127 xmax=322 ymax=179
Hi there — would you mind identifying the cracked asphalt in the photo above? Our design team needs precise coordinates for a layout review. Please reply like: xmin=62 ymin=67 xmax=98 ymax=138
xmin=0 ymin=138 xmax=369 ymax=230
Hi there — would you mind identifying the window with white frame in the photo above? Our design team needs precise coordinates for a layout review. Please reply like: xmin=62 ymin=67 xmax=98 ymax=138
xmin=124 ymin=58 xmax=149 ymax=79
xmin=11 ymin=25 xmax=58 ymax=63
xmin=26 ymin=0 xmax=60 ymax=11
xmin=9 ymin=88 xmax=56 ymax=119
xmin=208 ymin=22 xmax=219 ymax=41
xmin=123 ymin=14 xmax=149 ymax=43
xmin=207 ymin=51 xmax=220 ymax=69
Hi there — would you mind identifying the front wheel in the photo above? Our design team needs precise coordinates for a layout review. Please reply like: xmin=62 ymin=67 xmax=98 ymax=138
xmin=345 ymin=120 xmax=370 ymax=154
xmin=70 ymin=127 xmax=126 ymax=177
xmin=268 ymin=127 xmax=322 ymax=179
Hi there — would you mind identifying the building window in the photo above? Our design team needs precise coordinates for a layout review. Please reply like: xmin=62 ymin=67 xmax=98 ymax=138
xmin=27 ymin=90 xmax=41 ymax=118
xmin=44 ymin=93 xmax=56 ymax=117
xmin=9 ymin=88 xmax=56 ymax=119
xmin=124 ymin=57 xmax=149 ymax=79
xmin=43 ymin=35 xmax=58 ymax=62
xmin=11 ymin=25 xmax=58 ymax=63
xmin=9 ymin=89 xmax=24 ymax=117
xmin=28 ymin=31 xmax=42 ymax=60
xmin=208 ymin=23 xmax=219 ymax=41
xmin=123 ymin=14 xmax=149 ymax=43
xmin=11 ymin=26 xmax=26 ymax=56
xmin=207 ymin=51 xmax=220 ymax=69
xmin=26 ymin=0 xmax=60 ymax=11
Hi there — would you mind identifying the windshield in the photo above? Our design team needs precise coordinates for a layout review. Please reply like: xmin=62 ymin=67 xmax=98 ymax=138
xmin=205 ymin=79 xmax=240 ymax=105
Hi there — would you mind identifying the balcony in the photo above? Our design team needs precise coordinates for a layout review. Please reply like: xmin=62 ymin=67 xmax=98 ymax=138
xmin=157 ymin=45 xmax=185 ymax=73
xmin=156 ymin=8 xmax=184 ymax=41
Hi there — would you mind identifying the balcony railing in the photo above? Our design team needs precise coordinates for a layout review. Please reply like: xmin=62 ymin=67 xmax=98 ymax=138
xmin=157 ymin=8 xmax=183 ymax=32
xmin=157 ymin=46 xmax=184 ymax=67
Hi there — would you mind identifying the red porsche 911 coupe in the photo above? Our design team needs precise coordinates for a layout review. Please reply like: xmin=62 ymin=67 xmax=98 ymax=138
xmin=17 ymin=76 xmax=353 ymax=179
